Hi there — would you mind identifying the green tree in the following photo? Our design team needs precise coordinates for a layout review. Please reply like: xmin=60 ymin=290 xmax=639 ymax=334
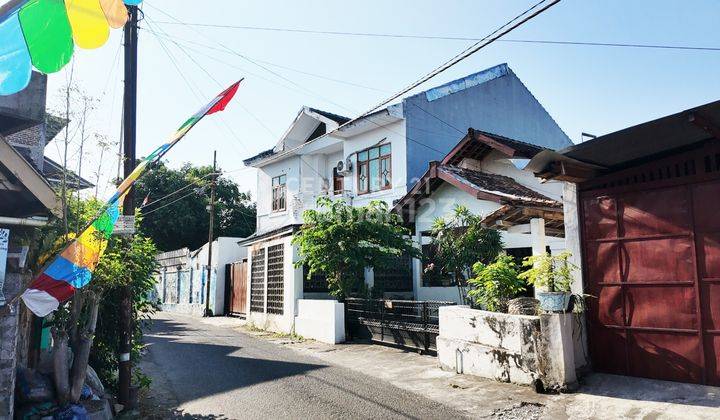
xmin=134 ymin=161 xmax=256 ymax=251
xmin=293 ymin=197 xmax=421 ymax=299
xmin=430 ymin=205 xmax=503 ymax=303
xmin=89 ymin=225 xmax=159 ymax=390
xmin=468 ymin=255 xmax=526 ymax=312
xmin=27 ymin=197 xmax=159 ymax=402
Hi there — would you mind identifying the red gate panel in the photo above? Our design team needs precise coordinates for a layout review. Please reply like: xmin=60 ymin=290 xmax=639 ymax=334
xmin=692 ymin=181 xmax=720 ymax=385
xmin=583 ymin=185 xmax=706 ymax=384
xmin=581 ymin=140 xmax=720 ymax=385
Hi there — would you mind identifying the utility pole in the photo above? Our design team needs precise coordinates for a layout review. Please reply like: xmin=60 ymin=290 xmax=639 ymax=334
xmin=118 ymin=4 xmax=138 ymax=408
xmin=204 ymin=151 xmax=217 ymax=317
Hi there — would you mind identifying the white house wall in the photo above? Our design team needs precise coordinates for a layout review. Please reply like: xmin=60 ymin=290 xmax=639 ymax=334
xmin=257 ymin=120 xmax=409 ymax=233
xmin=256 ymin=156 xmax=301 ymax=233
xmin=412 ymin=182 xmax=565 ymax=304
xmin=341 ymin=120 xmax=408 ymax=208
xmin=246 ymin=235 xmax=302 ymax=334
xmin=189 ymin=237 xmax=247 ymax=315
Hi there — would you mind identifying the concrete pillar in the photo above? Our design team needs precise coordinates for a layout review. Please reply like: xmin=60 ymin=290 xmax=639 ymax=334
xmin=412 ymin=228 xmax=423 ymax=300
xmin=530 ymin=217 xmax=546 ymax=257
xmin=562 ymin=182 xmax=584 ymax=295
xmin=539 ymin=313 xmax=578 ymax=391
xmin=290 ymin=240 xmax=304 ymax=317
xmin=161 ymin=268 xmax=167 ymax=303
xmin=364 ymin=267 xmax=374 ymax=290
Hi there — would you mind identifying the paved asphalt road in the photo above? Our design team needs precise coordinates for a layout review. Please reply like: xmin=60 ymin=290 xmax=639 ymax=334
xmin=142 ymin=312 xmax=466 ymax=419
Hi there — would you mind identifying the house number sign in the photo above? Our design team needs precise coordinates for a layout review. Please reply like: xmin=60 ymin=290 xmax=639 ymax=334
xmin=0 ymin=228 xmax=9 ymax=306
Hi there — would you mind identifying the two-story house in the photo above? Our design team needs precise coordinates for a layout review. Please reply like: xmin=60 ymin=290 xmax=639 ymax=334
xmin=239 ymin=63 xmax=572 ymax=332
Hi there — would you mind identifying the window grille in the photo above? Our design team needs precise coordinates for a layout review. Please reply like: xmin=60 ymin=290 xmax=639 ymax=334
xmin=303 ymin=265 xmax=329 ymax=292
xmin=266 ymin=244 xmax=285 ymax=314
xmin=374 ymin=253 xmax=412 ymax=292
xmin=250 ymin=248 xmax=265 ymax=312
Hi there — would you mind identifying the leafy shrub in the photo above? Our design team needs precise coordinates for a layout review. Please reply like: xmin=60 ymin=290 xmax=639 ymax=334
xmin=293 ymin=197 xmax=420 ymax=299
xmin=518 ymin=251 xmax=576 ymax=293
xmin=468 ymin=255 xmax=525 ymax=312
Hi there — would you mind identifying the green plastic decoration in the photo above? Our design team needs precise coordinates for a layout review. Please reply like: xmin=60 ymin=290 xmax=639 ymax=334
xmin=19 ymin=0 xmax=74 ymax=74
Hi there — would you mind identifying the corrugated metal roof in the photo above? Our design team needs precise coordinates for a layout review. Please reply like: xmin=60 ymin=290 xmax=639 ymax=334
xmin=559 ymin=100 xmax=720 ymax=169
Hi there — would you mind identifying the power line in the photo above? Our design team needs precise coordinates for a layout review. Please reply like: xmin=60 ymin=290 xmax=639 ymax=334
xmin=141 ymin=188 xmax=204 ymax=216
xmin=144 ymin=2 xmax=360 ymax=114
xmin=142 ymin=12 xmax=451 ymax=157
xmin=141 ymin=29 xmax=388 ymax=93
xmin=143 ymin=1 xmax=546 ymax=169
xmin=356 ymin=0 xmax=559 ymax=117
xmin=249 ymin=0 xmax=560 ymax=165
xmin=139 ymin=172 xmax=215 ymax=210
xmin=150 ymin=20 xmax=720 ymax=52
xmin=143 ymin=16 xmax=252 ymax=159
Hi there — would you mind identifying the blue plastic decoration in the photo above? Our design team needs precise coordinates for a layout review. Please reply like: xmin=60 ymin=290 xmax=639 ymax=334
xmin=0 ymin=12 xmax=32 ymax=96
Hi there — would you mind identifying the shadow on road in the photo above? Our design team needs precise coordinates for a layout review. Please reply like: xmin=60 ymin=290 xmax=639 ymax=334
xmin=144 ymin=318 xmax=328 ymax=405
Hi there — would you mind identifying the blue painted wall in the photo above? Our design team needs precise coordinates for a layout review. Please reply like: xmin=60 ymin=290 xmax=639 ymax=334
xmin=402 ymin=63 xmax=572 ymax=188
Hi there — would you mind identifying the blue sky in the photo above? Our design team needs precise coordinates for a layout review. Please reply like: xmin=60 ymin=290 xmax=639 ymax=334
xmin=37 ymin=0 xmax=720 ymax=198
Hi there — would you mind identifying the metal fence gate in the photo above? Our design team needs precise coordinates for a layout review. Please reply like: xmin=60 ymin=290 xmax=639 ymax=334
xmin=345 ymin=298 xmax=455 ymax=352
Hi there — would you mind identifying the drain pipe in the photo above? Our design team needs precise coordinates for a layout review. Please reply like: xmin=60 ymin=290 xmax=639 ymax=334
xmin=0 ymin=216 xmax=49 ymax=227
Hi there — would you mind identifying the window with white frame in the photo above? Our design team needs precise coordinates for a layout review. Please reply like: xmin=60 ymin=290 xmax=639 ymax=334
xmin=271 ymin=174 xmax=287 ymax=212
xmin=357 ymin=143 xmax=391 ymax=194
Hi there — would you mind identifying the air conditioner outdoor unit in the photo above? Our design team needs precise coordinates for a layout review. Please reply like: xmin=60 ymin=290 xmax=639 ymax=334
xmin=336 ymin=158 xmax=353 ymax=175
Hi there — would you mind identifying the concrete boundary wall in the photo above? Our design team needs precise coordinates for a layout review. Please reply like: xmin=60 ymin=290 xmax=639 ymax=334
xmin=294 ymin=299 xmax=345 ymax=344
xmin=437 ymin=306 xmax=578 ymax=390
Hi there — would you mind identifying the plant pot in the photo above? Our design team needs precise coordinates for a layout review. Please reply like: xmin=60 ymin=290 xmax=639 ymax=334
xmin=537 ymin=291 xmax=571 ymax=313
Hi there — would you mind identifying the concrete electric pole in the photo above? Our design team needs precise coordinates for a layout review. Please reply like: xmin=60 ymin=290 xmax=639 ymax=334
xmin=204 ymin=151 xmax=217 ymax=317
xmin=118 ymin=4 xmax=138 ymax=408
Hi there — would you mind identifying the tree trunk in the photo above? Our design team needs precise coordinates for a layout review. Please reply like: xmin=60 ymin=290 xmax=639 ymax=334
xmin=52 ymin=329 xmax=71 ymax=404
xmin=69 ymin=292 xmax=100 ymax=403
xmin=68 ymin=291 xmax=85 ymax=348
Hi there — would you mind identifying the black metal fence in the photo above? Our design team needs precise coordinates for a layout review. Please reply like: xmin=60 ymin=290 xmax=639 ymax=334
xmin=344 ymin=298 xmax=456 ymax=353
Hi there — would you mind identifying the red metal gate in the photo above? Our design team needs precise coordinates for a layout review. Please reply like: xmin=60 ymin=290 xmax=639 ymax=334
xmin=226 ymin=260 xmax=248 ymax=316
xmin=581 ymin=142 xmax=720 ymax=385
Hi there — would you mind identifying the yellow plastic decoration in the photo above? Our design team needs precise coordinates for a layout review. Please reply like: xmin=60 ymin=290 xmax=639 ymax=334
xmin=65 ymin=0 xmax=110 ymax=49
xmin=100 ymin=0 xmax=128 ymax=29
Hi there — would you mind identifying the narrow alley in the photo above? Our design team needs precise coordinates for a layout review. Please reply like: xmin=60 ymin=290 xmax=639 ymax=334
xmin=140 ymin=312 xmax=467 ymax=419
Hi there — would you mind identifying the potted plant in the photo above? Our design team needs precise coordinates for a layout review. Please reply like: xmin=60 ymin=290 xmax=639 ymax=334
xmin=519 ymin=251 xmax=577 ymax=312
xmin=467 ymin=255 xmax=525 ymax=312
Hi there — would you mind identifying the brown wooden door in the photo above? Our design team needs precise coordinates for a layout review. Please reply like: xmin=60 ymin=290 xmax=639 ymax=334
xmin=582 ymin=179 xmax=720 ymax=385
xmin=228 ymin=261 xmax=248 ymax=315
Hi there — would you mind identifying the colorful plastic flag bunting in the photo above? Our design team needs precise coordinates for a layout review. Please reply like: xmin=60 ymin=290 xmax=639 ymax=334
xmin=0 ymin=12 xmax=32 ymax=95
xmin=0 ymin=0 xmax=143 ymax=96
xmin=21 ymin=80 xmax=242 ymax=317
xmin=65 ymin=0 xmax=110 ymax=49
